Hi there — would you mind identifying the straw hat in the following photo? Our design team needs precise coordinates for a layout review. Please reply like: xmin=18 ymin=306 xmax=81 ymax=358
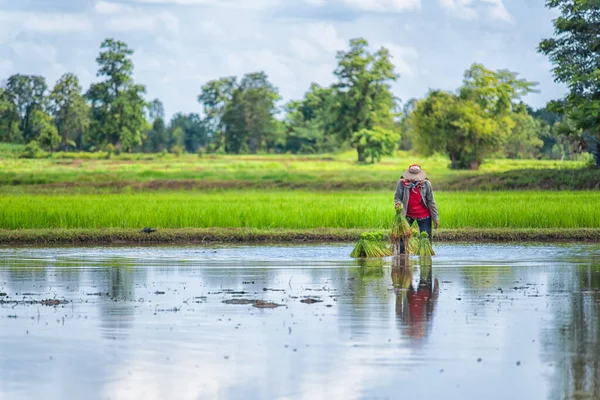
xmin=402 ymin=164 xmax=427 ymax=181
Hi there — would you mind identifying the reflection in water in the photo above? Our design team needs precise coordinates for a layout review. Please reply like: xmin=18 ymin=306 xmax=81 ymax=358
xmin=543 ymin=263 xmax=600 ymax=400
xmin=392 ymin=256 xmax=439 ymax=343
xmin=1 ymin=244 xmax=600 ymax=400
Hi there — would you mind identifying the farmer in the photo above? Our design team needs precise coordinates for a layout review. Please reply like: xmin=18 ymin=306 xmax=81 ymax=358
xmin=394 ymin=164 xmax=439 ymax=254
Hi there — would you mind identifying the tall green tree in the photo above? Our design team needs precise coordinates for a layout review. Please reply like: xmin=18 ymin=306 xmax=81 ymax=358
xmin=283 ymin=83 xmax=340 ymax=154
xmin=0 ymin=88 xmax=22 ymax=143
xmin=351 ymin=127 xmax=400 ymax=163
xmin=87 ymin=39 xmax=148 ymax=152
xmin=504 ymin=106 xmax=545 ymax=159
xmin=49 ymin=73 xmax=90 ymax=151
xmin=538 ymin=0 xmax=600 ymax=166
xmin=198 ymin=77 xmax=237 ymax=152
xmin=169 ymin=113 xmax=207 ymax=153
xmin=333 ymin=38 xmax=399 ymax=161
xmin=144 ymin=99 xmax=168 ymax=152
xmin=31 ymin=110 xmax=60 ymax=152
xmin=411 ymin=64 xmax=536 ymax=169
xmin=5 ymin=74 xmax=48 ymax=142
xmin=203 ymin=72 xmax=280 ymax=154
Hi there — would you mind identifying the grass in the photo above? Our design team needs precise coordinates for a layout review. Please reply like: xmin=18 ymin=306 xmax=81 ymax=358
xmin=1 ymin=228 xmax=599 ymax=245
xmin=1 ymin=191 xmax=598 ymax=230
xmin=0 ymin=151 xmax=593 ymax=191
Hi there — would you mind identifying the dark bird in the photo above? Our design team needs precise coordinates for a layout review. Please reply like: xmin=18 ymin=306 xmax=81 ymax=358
xmin=141 ymin=227 xmax=156 ymax=233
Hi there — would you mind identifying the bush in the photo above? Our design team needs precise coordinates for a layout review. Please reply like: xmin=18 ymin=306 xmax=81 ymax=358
xmin=170 ymin=145 xmax=184 ymax=156
xmin=20 ymin=141 xmax=44 ymax=159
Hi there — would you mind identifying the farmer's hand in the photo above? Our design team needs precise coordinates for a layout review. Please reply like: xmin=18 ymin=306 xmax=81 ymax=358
xmin=395 ymin=202 xmax=401 ymax=209
xmin=434 ymin=220 xmax=439 ymax=229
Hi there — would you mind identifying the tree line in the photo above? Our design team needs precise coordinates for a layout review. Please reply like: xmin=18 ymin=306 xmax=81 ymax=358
xmin=0 ymin=0 xmax=597 ymax=169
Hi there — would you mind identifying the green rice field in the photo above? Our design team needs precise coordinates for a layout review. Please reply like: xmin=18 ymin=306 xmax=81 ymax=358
xmin=1 ymin=191 xmax=598 ymax=230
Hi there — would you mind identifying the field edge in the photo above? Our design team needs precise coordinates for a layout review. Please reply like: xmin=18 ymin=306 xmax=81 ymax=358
xmin=1 ymin=228 xmax=599 ymax=245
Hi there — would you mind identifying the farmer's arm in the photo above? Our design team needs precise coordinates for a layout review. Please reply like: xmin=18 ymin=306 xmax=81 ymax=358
xmin=394 ymin=180 xmax=403 ymax=206
xmin=425 ymin=181 xmax=440 ymax=226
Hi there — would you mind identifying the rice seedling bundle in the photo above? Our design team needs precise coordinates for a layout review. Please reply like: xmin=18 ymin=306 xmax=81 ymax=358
xmin=391 ymin=205 xmax=412 ymax=241
xmin=417 ymin=231 xmax=435 ymax=257
xmin=408 ymin=228 xmax=420 ymax=254
xmin=351 ymin=231 xmax=393 ymax=258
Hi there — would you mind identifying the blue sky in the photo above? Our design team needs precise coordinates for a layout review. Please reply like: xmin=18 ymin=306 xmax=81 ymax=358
xmin=0 ymin=0 xmax=565 ymax=119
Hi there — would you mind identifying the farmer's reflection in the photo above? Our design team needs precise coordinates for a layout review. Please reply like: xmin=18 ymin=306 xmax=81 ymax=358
xmin=392 ymin=256 xmax=439 ymax=341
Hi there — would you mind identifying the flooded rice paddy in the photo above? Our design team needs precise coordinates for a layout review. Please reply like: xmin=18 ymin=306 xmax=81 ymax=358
xmin=1 ymin=243 xmax=600 ymax=400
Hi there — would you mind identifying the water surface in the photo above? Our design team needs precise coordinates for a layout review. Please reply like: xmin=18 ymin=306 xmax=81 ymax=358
xmin=1 ymin=243 xmax=599 ymax=400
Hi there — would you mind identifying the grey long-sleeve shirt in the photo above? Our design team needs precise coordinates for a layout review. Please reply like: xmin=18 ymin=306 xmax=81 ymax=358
xmin=394 ymin=179 xmax=439 ymax=222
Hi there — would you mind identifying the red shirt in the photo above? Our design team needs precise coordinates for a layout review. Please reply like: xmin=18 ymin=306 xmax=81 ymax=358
xmin=404 ymin=181 xmax=431 ymax=219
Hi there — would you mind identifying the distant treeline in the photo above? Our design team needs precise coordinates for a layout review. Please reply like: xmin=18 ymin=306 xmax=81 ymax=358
xmin=0 ymin=36 xmax=589 ymax=169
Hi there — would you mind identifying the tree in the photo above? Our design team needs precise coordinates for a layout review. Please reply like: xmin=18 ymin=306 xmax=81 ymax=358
xmin=0 ymin=88 xmax=22 ymax=143
xmin=87 ymin=39 xmax=148 ymax=152
xmin=143 ymin=99 xmax=168 ymax=152
xmin=198 ymin=77 xmax=237 ymax=152
xmin=5 ymin=74 xmax=48 ymax=142
xmin=202 ymin=72 xmax=280 ymax=154
xmin=169 ymin=113 xmax=208 ymax=153
xmin=283 ymin=84 xmax=340 ymax=154
xmin=538 ymin=0 xmax=600 ymax=166
xmin=411 ymin=64 xmax=536 ymax=169
xmin=504 ymin=108 xmax=544 ymax=159
xmin=49 ymin=73 xmax=90 ymax=151
xmin=31 ymin=110 xmax=60 ymax=152
xmin=351 ymin=127 xmax=400 ymax=163
xmin=333 ymin=38 xmax=399 ymax=161
xmin=411 ymin=90 xmax=500 ymax=169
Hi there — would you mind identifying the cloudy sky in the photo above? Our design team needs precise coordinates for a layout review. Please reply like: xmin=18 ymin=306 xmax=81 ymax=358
xmin=0 ymin=0 xmax=564 ymax=119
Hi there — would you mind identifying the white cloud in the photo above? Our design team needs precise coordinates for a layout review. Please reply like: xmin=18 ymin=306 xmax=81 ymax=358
xmin=342 ymin=0 xmax=420 ymax=12
xmin=383 ymin=43 xmax=419 ymax=77
xmin=304 ymin=0 xmax=326 ymax=5
xmin=105 ymin=11 xmax=179 ymax=34
xmin=95 ymin=1 xmax=134 ymax=14
xmin=480 ymin=0 xmax=514 ymax=23
xmin=305 ymin=23 xmax=346 ymax=54
xmin=0 ymin=12 xmax=92 ymax=36
xmin=126 ymin=0 xmax=280 ymax=9
xmin=290 ymin=38 xmax=321 ymax=61
xmin=438 ymin=0 xmax=478 ymax=20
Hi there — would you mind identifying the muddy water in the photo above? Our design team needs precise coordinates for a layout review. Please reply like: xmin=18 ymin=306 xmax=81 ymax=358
xmin=1 ymin=243 xmax=599 ymax=400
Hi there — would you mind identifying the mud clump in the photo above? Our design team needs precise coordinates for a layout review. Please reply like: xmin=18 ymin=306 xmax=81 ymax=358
xmin=223 ymin=299 xmax=255 ymax=305
xmin=253 ymin=300 xmax=282 ymax=309
xmin=40 ymin=299 xmax=68 ymax=306
xmin=222 ymin=299 xmax=283 ymax=308
xmin=300 ymin=298 xmax=323 ymax=304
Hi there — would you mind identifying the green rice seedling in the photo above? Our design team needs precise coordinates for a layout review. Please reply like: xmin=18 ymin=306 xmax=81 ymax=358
xmin=417 ymin=231 xmax=435 ymax=257
xmin=408 ymin=228 xmax=420 ymax=254
xmin=351 ymin=231 xmax=393 ymax=258
xmin=391 ymin=205 xmax=412 ymax=241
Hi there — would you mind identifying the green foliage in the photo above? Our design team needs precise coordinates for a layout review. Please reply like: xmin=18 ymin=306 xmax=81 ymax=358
xmin=0 ymin=88 xmax=22 ymax=143
xmin=504 ymin=107 xmax=544 ymax=159
xmin=86 ymin=39 xmax=147 ymax=152
xmin=31 ymin=110 xmax=60 ymax=152
xmin=334 ymin=38 xmax=399 ymax=161
xmin=411 ymin=64 xmax=537 ymax=169
xmin=49 ymin=73 xmax=90 ymax=151
xmin=5 ymin=74 xmax=48 ymax=142
xmin=538 ymin=0 xmax=600 ymax=166
xmin=20 ymin=141 xmax=43 ymax=159
xmin=351 ymin=127 xmax=399 ymax=163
